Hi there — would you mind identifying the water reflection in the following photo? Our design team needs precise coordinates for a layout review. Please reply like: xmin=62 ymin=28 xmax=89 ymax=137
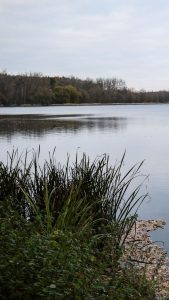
xmin=0 ymin=114 xmax=128 ymax=138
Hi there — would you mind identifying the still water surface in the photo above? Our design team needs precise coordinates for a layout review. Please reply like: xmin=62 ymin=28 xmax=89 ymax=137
xmin=1 ymin=104 xmax=169 ymax=251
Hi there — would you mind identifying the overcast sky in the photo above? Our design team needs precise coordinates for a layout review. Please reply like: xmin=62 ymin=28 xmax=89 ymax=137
xmin=1 ymin=0 xmax=169 ymax=90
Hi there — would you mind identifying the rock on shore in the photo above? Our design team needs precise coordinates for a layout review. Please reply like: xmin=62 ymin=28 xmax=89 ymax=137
xmin=122 ymin=220 xmax=169 ymax=299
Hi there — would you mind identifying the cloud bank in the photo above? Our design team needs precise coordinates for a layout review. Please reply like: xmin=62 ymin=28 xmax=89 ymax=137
xmin=1 ymin=0 xmax=169 ymax=90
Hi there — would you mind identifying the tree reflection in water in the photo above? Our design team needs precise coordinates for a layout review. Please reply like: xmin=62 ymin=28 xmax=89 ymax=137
xmin=0 ymin=114 xmax=128 ymax=138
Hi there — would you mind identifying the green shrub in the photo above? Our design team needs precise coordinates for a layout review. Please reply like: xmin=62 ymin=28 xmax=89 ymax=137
xmin=0 ymin=204 xmax=155 ymax=299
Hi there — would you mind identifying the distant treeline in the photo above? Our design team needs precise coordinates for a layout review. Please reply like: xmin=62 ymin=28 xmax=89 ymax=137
xmin=0 ymin=71 xmax=169 ymax=106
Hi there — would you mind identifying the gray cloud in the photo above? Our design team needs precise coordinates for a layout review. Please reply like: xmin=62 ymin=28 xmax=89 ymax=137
xmin=1 ymin=0 xmax=169 ymax=90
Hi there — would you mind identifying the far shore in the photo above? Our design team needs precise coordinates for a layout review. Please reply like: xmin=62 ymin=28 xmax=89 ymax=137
xmin=1 ymin=102 xmax=169 ymax=108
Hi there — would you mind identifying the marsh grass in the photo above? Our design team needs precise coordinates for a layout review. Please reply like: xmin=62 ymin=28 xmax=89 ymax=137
xmin=0 ymin=149 xmax=147 ymax=244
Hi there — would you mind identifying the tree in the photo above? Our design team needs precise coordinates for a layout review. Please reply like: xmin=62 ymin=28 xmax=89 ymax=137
xmin=54 ymin=85 xmax=82 ymax=104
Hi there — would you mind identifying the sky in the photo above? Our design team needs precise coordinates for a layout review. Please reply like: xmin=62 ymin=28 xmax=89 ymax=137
xmin=1 ymin=0 xmax=169 ymax=91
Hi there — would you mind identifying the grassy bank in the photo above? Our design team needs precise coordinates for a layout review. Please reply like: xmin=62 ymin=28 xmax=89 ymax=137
xmin=0 ymin=151 xmax=162 ymax=299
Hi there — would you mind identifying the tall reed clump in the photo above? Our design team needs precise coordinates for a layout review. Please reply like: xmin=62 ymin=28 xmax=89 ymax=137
xmin=0 ymin=150 xmax=146 ymax=241
xmin=0 ymin=150 xmax=156 ymax=299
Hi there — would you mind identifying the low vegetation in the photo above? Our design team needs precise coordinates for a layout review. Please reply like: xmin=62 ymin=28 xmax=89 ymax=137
xmin=0 ymin=150 xmax=165 ymax=299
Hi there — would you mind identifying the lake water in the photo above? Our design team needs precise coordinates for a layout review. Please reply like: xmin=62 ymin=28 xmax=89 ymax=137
xmin=1 ymin=104 xmax=169 ymax=251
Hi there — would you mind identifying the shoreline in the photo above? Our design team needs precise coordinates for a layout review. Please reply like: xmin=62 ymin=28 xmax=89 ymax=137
xmin=122 ymin=219 xmax=169 ymax=299
xmin=1 ymin=102 xmax=169 ymax=108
